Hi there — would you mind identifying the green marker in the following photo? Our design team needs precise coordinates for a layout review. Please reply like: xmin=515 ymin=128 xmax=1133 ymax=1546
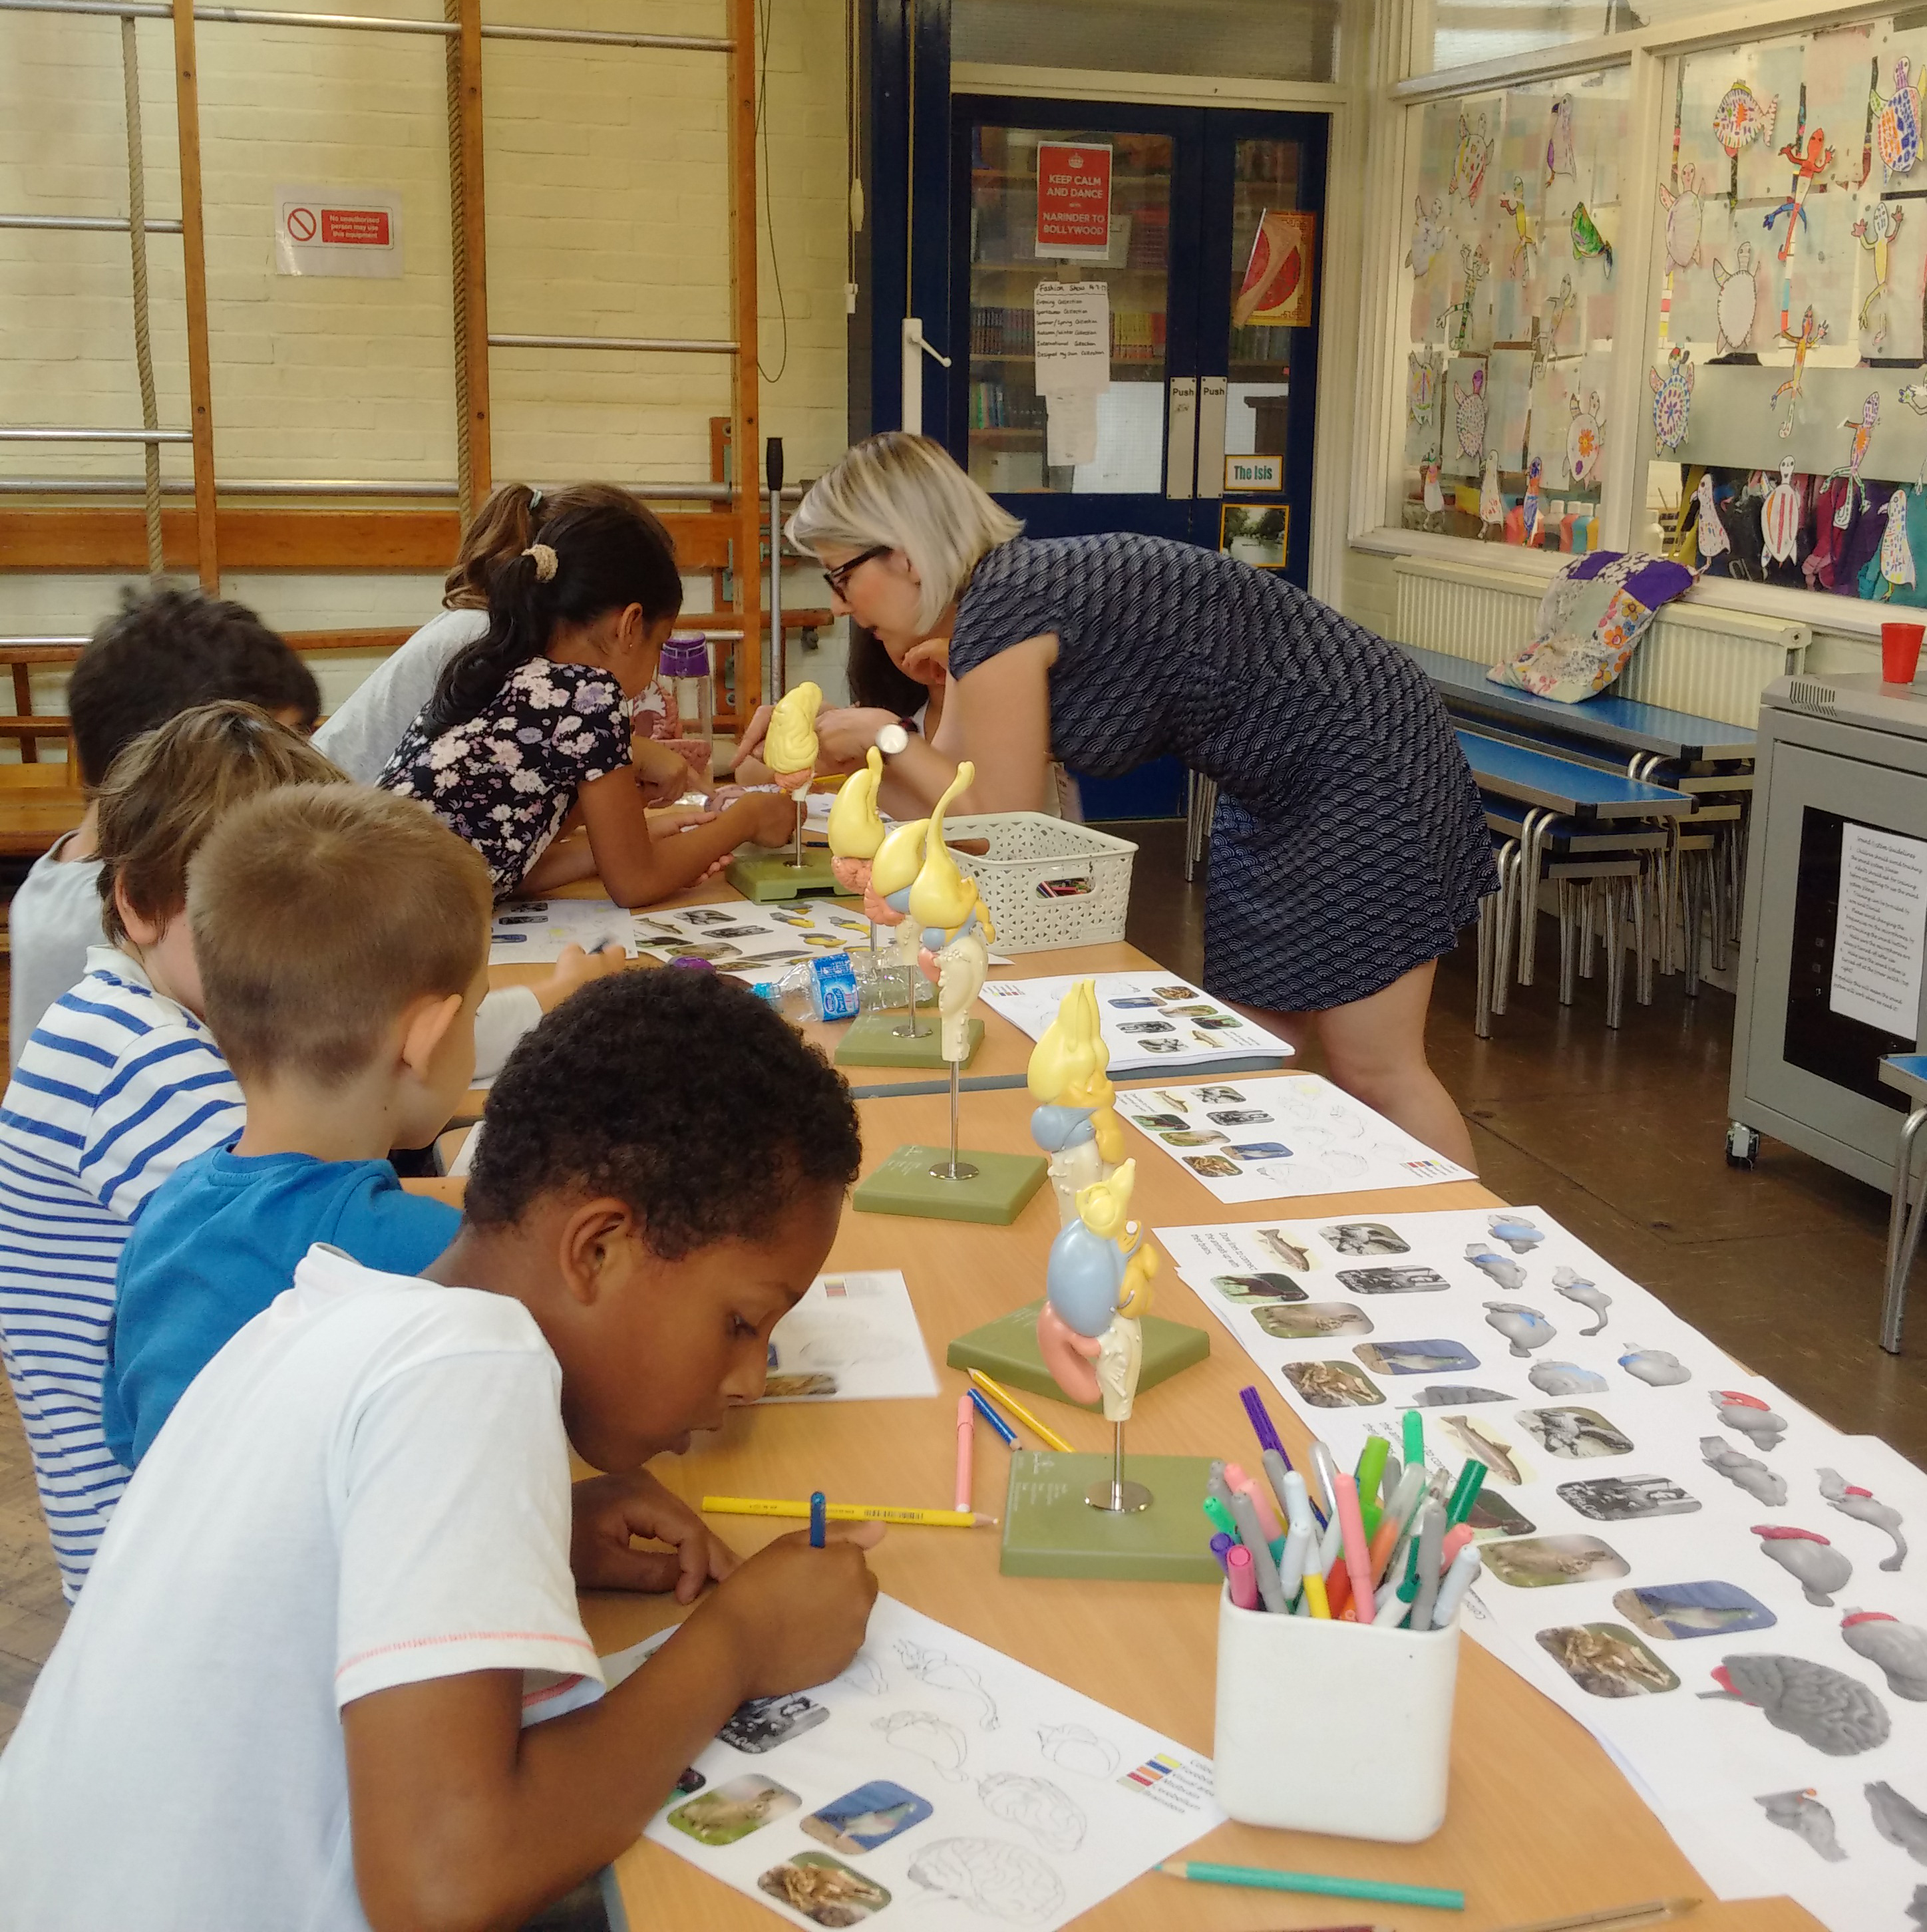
xmin=1354 ymin=1435 xmax=1389 ymax=1511
xmin=1447 ymin=1459 xmax=1489 ymax=1528
xmin=1403 ymin=1406 xmax=1425 ymax=1471
xmin=1202 ymin=1494 xmax=1239 ymax=1539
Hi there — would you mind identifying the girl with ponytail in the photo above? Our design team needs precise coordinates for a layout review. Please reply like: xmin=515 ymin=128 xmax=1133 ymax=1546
xmin=378 ymin=490 xmax=795 ymax=904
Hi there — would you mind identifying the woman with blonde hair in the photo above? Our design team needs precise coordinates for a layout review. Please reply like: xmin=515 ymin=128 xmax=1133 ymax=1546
xmin=766 ymin=431 xmax=1494 ymax=1168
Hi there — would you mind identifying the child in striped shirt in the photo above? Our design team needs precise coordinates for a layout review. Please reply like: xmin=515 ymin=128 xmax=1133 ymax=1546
xmin=0 ymin=705 xmax=342 ymax=1598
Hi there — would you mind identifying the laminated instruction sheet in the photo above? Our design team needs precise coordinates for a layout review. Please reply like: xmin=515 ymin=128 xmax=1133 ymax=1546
xmin=979 ymin=972 xmax=1292 ymax=1076
xmin=761 ymin=1271 xmax=940 ymax=1405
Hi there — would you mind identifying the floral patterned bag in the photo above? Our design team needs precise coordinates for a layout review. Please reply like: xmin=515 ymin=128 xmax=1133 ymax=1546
xmin=1485 ymin=551 xmax=1696 ymax=704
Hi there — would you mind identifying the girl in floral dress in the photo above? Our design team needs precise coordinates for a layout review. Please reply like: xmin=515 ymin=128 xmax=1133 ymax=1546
xmin=380 ymin=489 xmax=793 ymax=904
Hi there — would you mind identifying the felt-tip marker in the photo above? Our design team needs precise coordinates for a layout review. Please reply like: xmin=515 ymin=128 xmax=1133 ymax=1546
xmin=809 ymin=1491 xmax=826 ymax=1547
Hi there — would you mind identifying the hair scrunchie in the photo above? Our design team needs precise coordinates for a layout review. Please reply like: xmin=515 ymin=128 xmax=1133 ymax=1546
xmin=523 ymin=542 xmax=558 ymax=582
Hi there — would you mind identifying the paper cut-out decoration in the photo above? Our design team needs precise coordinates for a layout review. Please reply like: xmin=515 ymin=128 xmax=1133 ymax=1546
xmin=1882 ymin=489 xmax=1918 ymax=599
xmin=1450 ymin=111 xmax=1492 ymax=204
xmin=1874 ymin=57 xmax=1922 ymax=183
xmin=1694 ymin=474 xmax=1731 ymax=562
xmin=1765 ymin=118 xmax=1835 ymax=264
xmin=1713 ymin=80 xmax=1779 ymax=203
xmin=1449 ymin=243 xmax=1489 ymax=351
xmin=1818 ymin=1466 xmax=1908 ymax=1570
xmin=1702 ymin=1653 xmax=1891 ymax=1754
xmin=1701 ymin=1436 xmax=1789 ymax=1505
xmin=1498 ymin=176 xmax=1539 ymax=278
xmin=1544 ymin=273 xmax=1578 ymax=350
xmin=1711 ymin=241 xmax=1760 ymax=355
xmin=1479 ymin=452 xmax=1504 ymax=534
xmin=1570 ymin=202 xmax=1614 ymax=275
xmin=1762 ymin=460 xmax=1804 ymax=565
xmin=1905 ymin=382 xmax=1927 ymax=416
xmin=1840 ymin=1613 xmax=1927 ymax=1702
xmin=1422 ymin=461 xmax=1445 ymax=516
xmin=1657 ymin=162 xmax=1706 ymax=269
xmin=1546 ymin=95 xmax=1576 ymax=185
xmin=1406 ymin=350 xmax=1440 ymax=430
xmin=1832 ymin=394 xmax=1881 ymax=526
xmin=1406 ymin=196 xmax=1449 ymax=275
xmin=1453 ymin=366 xmax=1489 ymax=458
xmin=1852 ymin=200 xmax=1904 ymax=349
xmin=1567 ymin=391 xmax=1606 ymax=486
xmin=1523 ymin=456 xmax=1545 ymax=546
xmin=1755 ymin=1524 xmax=1852 ymax=1605
xmin=1649 ymin=346 xmax=1695 ymax=454
xmin=1755 ymin=1788 xmax=1848 ymax=1861
xmin=1771 ymin=307 xmax=1828 ymax=438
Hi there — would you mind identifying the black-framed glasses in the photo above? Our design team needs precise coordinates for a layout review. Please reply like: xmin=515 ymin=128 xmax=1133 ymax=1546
xmin=824 ymin=545 xmax=891 ymax=599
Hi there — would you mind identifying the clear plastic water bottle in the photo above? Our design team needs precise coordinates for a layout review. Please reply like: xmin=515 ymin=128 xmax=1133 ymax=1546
xmin=753 ymin=953 xmax=861 ymax=1023
xmin=657 ymin=633 xmax=714 ymax=781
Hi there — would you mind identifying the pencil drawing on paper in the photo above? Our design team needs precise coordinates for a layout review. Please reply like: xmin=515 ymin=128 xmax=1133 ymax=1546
xmin=976 ymin=1772 xmax=1087 ymax=1852
xmin=905 ymin=1836 xmax=1066 ymax=1923
xmin=895 ymin=1638 xmax=1001 ymax=1730
xmin=872 ymin=1709 xmax=971 ymax=1782
xmin=1033 ymin=1722 xmax=1119 ymax=1778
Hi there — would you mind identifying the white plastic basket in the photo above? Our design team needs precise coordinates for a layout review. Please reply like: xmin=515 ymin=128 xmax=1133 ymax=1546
xmin=941 ymin=812 xmax=1137 ymax=953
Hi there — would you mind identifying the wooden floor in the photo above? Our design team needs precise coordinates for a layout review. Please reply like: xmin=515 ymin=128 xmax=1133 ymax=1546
xmin=0 ymin=821 xmax=1920 ymax=1747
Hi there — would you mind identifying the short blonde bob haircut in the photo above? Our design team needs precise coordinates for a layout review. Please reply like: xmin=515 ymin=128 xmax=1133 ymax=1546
xmin=788 ymin=432 xmax=1021 ymax=633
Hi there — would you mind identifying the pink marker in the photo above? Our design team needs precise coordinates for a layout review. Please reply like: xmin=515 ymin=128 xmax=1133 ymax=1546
xmin=1224 ymin=1461 xmax=1284 ymax=1545
xmin=1332 ymin=1471 xmax=1375 ymax=1623
xmin=1439 ymin=1522 xmax=1475 ymax=1571
xmin=954 ymin=1394 xmax=975 ymax=1514
xmin=1227 ymin=1543 xmax=1260 ymax=1611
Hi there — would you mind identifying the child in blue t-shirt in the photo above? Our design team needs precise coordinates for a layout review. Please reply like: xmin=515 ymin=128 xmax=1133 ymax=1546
xmin=103 ymin=782 xmax=495 ymax=1468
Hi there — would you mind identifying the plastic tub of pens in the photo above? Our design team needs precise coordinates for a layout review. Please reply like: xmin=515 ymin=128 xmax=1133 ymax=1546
xmin=1209 ymin=1392 xmax=1485 ymax=1842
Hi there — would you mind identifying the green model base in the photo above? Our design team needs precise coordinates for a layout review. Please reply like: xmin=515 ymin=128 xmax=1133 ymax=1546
xmin=835 ymin=1011 xmax=982 ymax=1070
xmin=851 ymin=1144 xmax=1046 ymax=1225
xmin=946 ymin=1301 xmax=1209 ymax=1411
xmin=1000 ymin=1451 xmax=1222 ymax=1582
xmin=725 ymin=851 xmax=842 ymax=901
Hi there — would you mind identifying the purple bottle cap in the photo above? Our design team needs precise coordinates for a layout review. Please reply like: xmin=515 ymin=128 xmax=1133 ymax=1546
xmin=659 ymin=635 xmax=711 ymax=678
xmin=667 ymin=955 xmax=715 ymax=973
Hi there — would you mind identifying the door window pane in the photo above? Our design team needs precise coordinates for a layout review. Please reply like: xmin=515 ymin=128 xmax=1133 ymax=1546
xmin=956 ymin=0 xmax=1336 ymax=86
xmin=1412 ymin=0 xmax=1682 ymax=79
xmin=1224 ymin=139 xmax=1309 ymax=484
xmin=966 ymin=123 xmax=1172 ymax=494
xmin=1397 ymin=71 xmax=1628 ymax=550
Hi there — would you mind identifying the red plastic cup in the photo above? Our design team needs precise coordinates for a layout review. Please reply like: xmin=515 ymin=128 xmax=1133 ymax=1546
xmin=1883 ymin=621 xmax=1926 ymax=685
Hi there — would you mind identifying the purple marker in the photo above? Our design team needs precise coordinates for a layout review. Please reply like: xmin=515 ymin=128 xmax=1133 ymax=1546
xmin=1238 ymin=1384 xmax=1289 ymax=1464
xmin=1209 ymin=1531 xmax=1235 ymax=1577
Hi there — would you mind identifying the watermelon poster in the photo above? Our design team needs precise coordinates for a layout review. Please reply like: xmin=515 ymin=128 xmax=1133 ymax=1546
xmin=1234 ymin=208 xmax=1315 ymax=328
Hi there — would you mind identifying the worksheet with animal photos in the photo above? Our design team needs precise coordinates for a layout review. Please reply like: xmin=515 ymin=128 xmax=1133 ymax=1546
xmin=488 ymin=897 xmax=637 ymax=964
xmin=631 ymin=901 xmax=881 ymax=980
xmin=1118 ymin=1072 xmax=1471 ymax=1202
xmin=613 ymin=1594 xmax=1223 ymax=1930
xmin=1152 ymin=1205 xmax=1927 ymax=1932
xmin=761 ymin=1271 xmax=940 ymax=1404
xmin=977 ymin=973 xmax=1292 ymax=1076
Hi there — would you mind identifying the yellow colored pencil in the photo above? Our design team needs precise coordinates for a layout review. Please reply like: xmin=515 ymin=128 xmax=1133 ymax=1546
xmin=1302 ymin=1571 xmax=1332 ymax=1619
xmin=703 ymin=1495 xmax=997 ymax=1528
xmin=967 ymin=1369 xmax=1074 ymax=1452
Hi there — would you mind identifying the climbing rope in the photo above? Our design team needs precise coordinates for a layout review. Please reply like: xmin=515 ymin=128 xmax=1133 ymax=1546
xmin=444 ymin=0 xmax=473 ymax=521
xmin=120 ymin=15 xmax=165 ymax=581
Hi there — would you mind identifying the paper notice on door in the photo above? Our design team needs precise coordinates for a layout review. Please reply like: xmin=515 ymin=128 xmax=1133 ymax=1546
xmin=1830 ymin=821 xmax=1927 ymax=1037
xmin=1033 ymin=280 xmax=1111 ymax=395
xmin=1045 ymin=391 xmax=1101 ymax=466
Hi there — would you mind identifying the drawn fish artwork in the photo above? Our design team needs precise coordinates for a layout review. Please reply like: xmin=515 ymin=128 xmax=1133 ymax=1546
xmin=1710 ymin=240 xmax=1759 ymax=356
xmin=1546 ymin=94 xmax=1576 ymax=185
xmin=1479 ymin=452 xmax=1505 ymax=534
xmin=1713 ymin=79 xmax=1779 ymax=190
xmin=1875 ymin=56 xmax=1923 ymax=183
xmin=1656 ymin=162 xmax=1706 ymax=270
xmin=1649 ymin=347 xmax=1695 ymax=454
xmin=1567 ymin=391 xmax=1606 ymax=487
xmin=1570 ymin=202 xmax=1614 ymax=275
xmin=1761 ymin=458 xmax=1804 ymax=565
xmin=1450 ymin=110 xmax=1493 ymax=204
xmin=1702 ymin=1653 xmax=1892 ymax=1755
xmin=1694 ymin=473 xmax=1731 ymax=562
xmin=1882 ymin=489 xmax=1917 ymax=599
xmin=1405 ymin=195 xmax=1449 ymax=275
xmin=1755 ymin=1788 xmax=1848 ymax=1861
xmin=1818 ymin=1466 xmax=1908 ymax=1570
xmin=1453 ymin=366 xmax=1489 ymax=459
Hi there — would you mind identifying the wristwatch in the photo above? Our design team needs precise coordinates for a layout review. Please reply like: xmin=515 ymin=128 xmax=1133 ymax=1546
xmin=874 ymin=721 xmax=910 ymax=758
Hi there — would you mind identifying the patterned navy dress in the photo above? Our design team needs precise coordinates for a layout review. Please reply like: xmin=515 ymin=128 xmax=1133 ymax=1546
xmin=946 ymin=534 xmax=1496 ymax=1013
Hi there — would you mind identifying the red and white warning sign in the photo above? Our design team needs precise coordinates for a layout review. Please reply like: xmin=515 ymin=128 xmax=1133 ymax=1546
xmin=1035 ymin=142 xmax=1112 ymax=258
xmin=275 ymin=186 xmax=403 ymax=279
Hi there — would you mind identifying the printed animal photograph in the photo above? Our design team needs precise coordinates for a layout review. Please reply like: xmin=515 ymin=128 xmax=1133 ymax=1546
xmin=762 ymin=1374 xmax=838 ymax=1400
xmin=1158 ymin=1130 xmax=1229 ymax=1148
xmin=1536 ymin=1623 xmax=1681 ymax=1698
xmin=1128 ymin=1113 xmax=1188 ymax=1131
xmin=1227 ymin=1142 xmax=1294 ymax=1160
xmin=667 ymin=1774 xmax=802 ymax=1846
xmin=1281 ymin=1360 xmax=1386 ymax=1407
xmin=1481 ymin=1534 xmax=1630 ymax=1589
xmin=1107 ymin=997 xmax=1160 ymax=1009
xmin=802 ymin=1781 xmax=934 ymax=1855
xmin=1208 ymin=1109 xmax=1273 ymax=1126
xmin=1119 ymin=1021 xmax=1175 ymax=1035
xmin=1212 ymin=1271 xmax=1308 ymax=1305
xmin=1336 ymin=1265 xmax=1451 ymax=1295
xmin=1152 ymin=985 xmax=1198 ymax=1000
xmin=1439 ymin=1414 xmax=1534 ymax=1485
xmin=1558 ymin=1475 xmax=1702 ymax=1522
xmin=681 ymin=908 xmax=738 ymax=926
xmin=1254 ymin=1301 xmax=1373 ymax=1339
xmin=1465 ymin=1490 xmax=1537 ymax=1539
xmin=1516 ymin=1406 xmax=1635 ymax=1458
xmin=1184 ymin=1155 xmax=1242 ymax=1178
xmin=1321 ymin=1222 xmax=1411 ymax=1255
xmin=1198 ymin=1086 xmax=1246 ymax=1104
xmin=1256 ymin=1228 xmax=1314 ymax=1268
xmin=1355 ymin=1338 xmax=1482 ymax=1376
xmin=720 ymin=1693 xmax=831 ymax=1754
xmin=758 ymin=1852 xmax=892 ymax=1926
xmin=1398 ymin=1383 xmax=1512 ymax=1408
xmin=1139 ymin=1038 xmax=1182 ymax=1054
xmin=1162 ymin=1003 xmax=1220 ymax=1019
xmin=695 ymin=923 xmax=769 ymax=940
xmin=1612 ymin=1581 xmax=1778 ymax=1642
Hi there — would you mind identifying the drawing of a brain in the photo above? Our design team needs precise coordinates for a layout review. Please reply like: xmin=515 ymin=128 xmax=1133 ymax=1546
xmin=1704 ymin=1653 xmax=1892 ymax=1756
xmin=907 ymin=1838 xmax=1067 ymax=1922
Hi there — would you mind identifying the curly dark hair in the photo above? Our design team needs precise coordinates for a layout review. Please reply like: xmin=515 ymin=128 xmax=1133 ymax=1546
xmin=466 ymin=967 xmax=862 ymax=1257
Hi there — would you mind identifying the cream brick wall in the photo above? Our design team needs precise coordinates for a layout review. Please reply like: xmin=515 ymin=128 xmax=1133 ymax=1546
xmin=1 ymin=0 xmax=850 ymax=647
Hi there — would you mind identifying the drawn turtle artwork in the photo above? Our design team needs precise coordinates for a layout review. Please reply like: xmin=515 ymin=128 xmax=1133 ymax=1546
xmin=1875 ymin=56 xmax=1923 ymax=184
xmin=1656 ymin=162 xmax=1706 ymax=269
xmin=1406 ymin=196 xmax=1449 ymax=276
xmin=1840 ymin=1611 xmax=1927 ymax=1701
xmin=1567 ymin=391 xmax=1606 ymax=486
xmin=1648 ymin=347 xmax=1695 ymax=454
xmin=1819 ymin=1467 xmax=1908 ymax=1570
xmin=1701 ymin=1653 xmax=1892 ymax=1755
xmin=1755 ymin=1788 xmax=1847 ymax=1861
xmin=1760 ymin=459 xmax=1803 ymax=567
xmin=1449 ymin=110 xmax=1493 ymax=204
xmin=1881 ymin=489 xmax=1918 ymax=600
xmin=1453 ymin=367 xmax=1489 ymax=459
xmin=1710 ymin=241 xmax=1759 ymax=356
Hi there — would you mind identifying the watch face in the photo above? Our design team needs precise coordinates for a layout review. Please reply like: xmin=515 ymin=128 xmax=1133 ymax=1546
xmin=877 ymin=724 xmax=910 ymax=756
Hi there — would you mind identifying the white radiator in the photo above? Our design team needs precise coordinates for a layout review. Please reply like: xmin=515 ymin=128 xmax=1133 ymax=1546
xmin=1391 ymin=556 xmax=1808 ymax=728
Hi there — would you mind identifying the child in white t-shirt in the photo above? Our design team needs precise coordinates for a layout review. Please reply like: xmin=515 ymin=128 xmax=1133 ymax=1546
xmin=0 ymin=968 xmax=879 ymax=1932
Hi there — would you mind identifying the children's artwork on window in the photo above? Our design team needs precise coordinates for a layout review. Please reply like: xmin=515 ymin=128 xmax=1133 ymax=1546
xmin=1650 ymin=348 xmax=1697 ymax=453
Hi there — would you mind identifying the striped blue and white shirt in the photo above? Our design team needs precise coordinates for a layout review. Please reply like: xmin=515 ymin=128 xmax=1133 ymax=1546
xmin=0 ymin=948 xmax=243 ymax=1599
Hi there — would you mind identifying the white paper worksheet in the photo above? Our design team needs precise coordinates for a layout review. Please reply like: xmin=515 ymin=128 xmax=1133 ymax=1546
xmin=613 ymin=1595 xmax=1222 ymax=1931
xmin=1119 ymin=1073 xmax=1471 ymax=1202
xmin=1152 ymin=1204 xmax=1927 ymax=1932
xmin=761 ymin=1271 xmax=940 ymax=1405
xmin=488 ymin=897 xmax=635 ymax=964
xmin=978 ymin=973 xmax=1292 ymax=1076
xmin=632 ymin=901 xmax=881 ymax=980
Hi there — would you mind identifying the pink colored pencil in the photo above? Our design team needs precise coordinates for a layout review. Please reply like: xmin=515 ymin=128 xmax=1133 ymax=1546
xmin=954 ymin=1395 xmax=975 ymax=1514
xmin=1331 ymin=1472 xmax=1375 ymax=1623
